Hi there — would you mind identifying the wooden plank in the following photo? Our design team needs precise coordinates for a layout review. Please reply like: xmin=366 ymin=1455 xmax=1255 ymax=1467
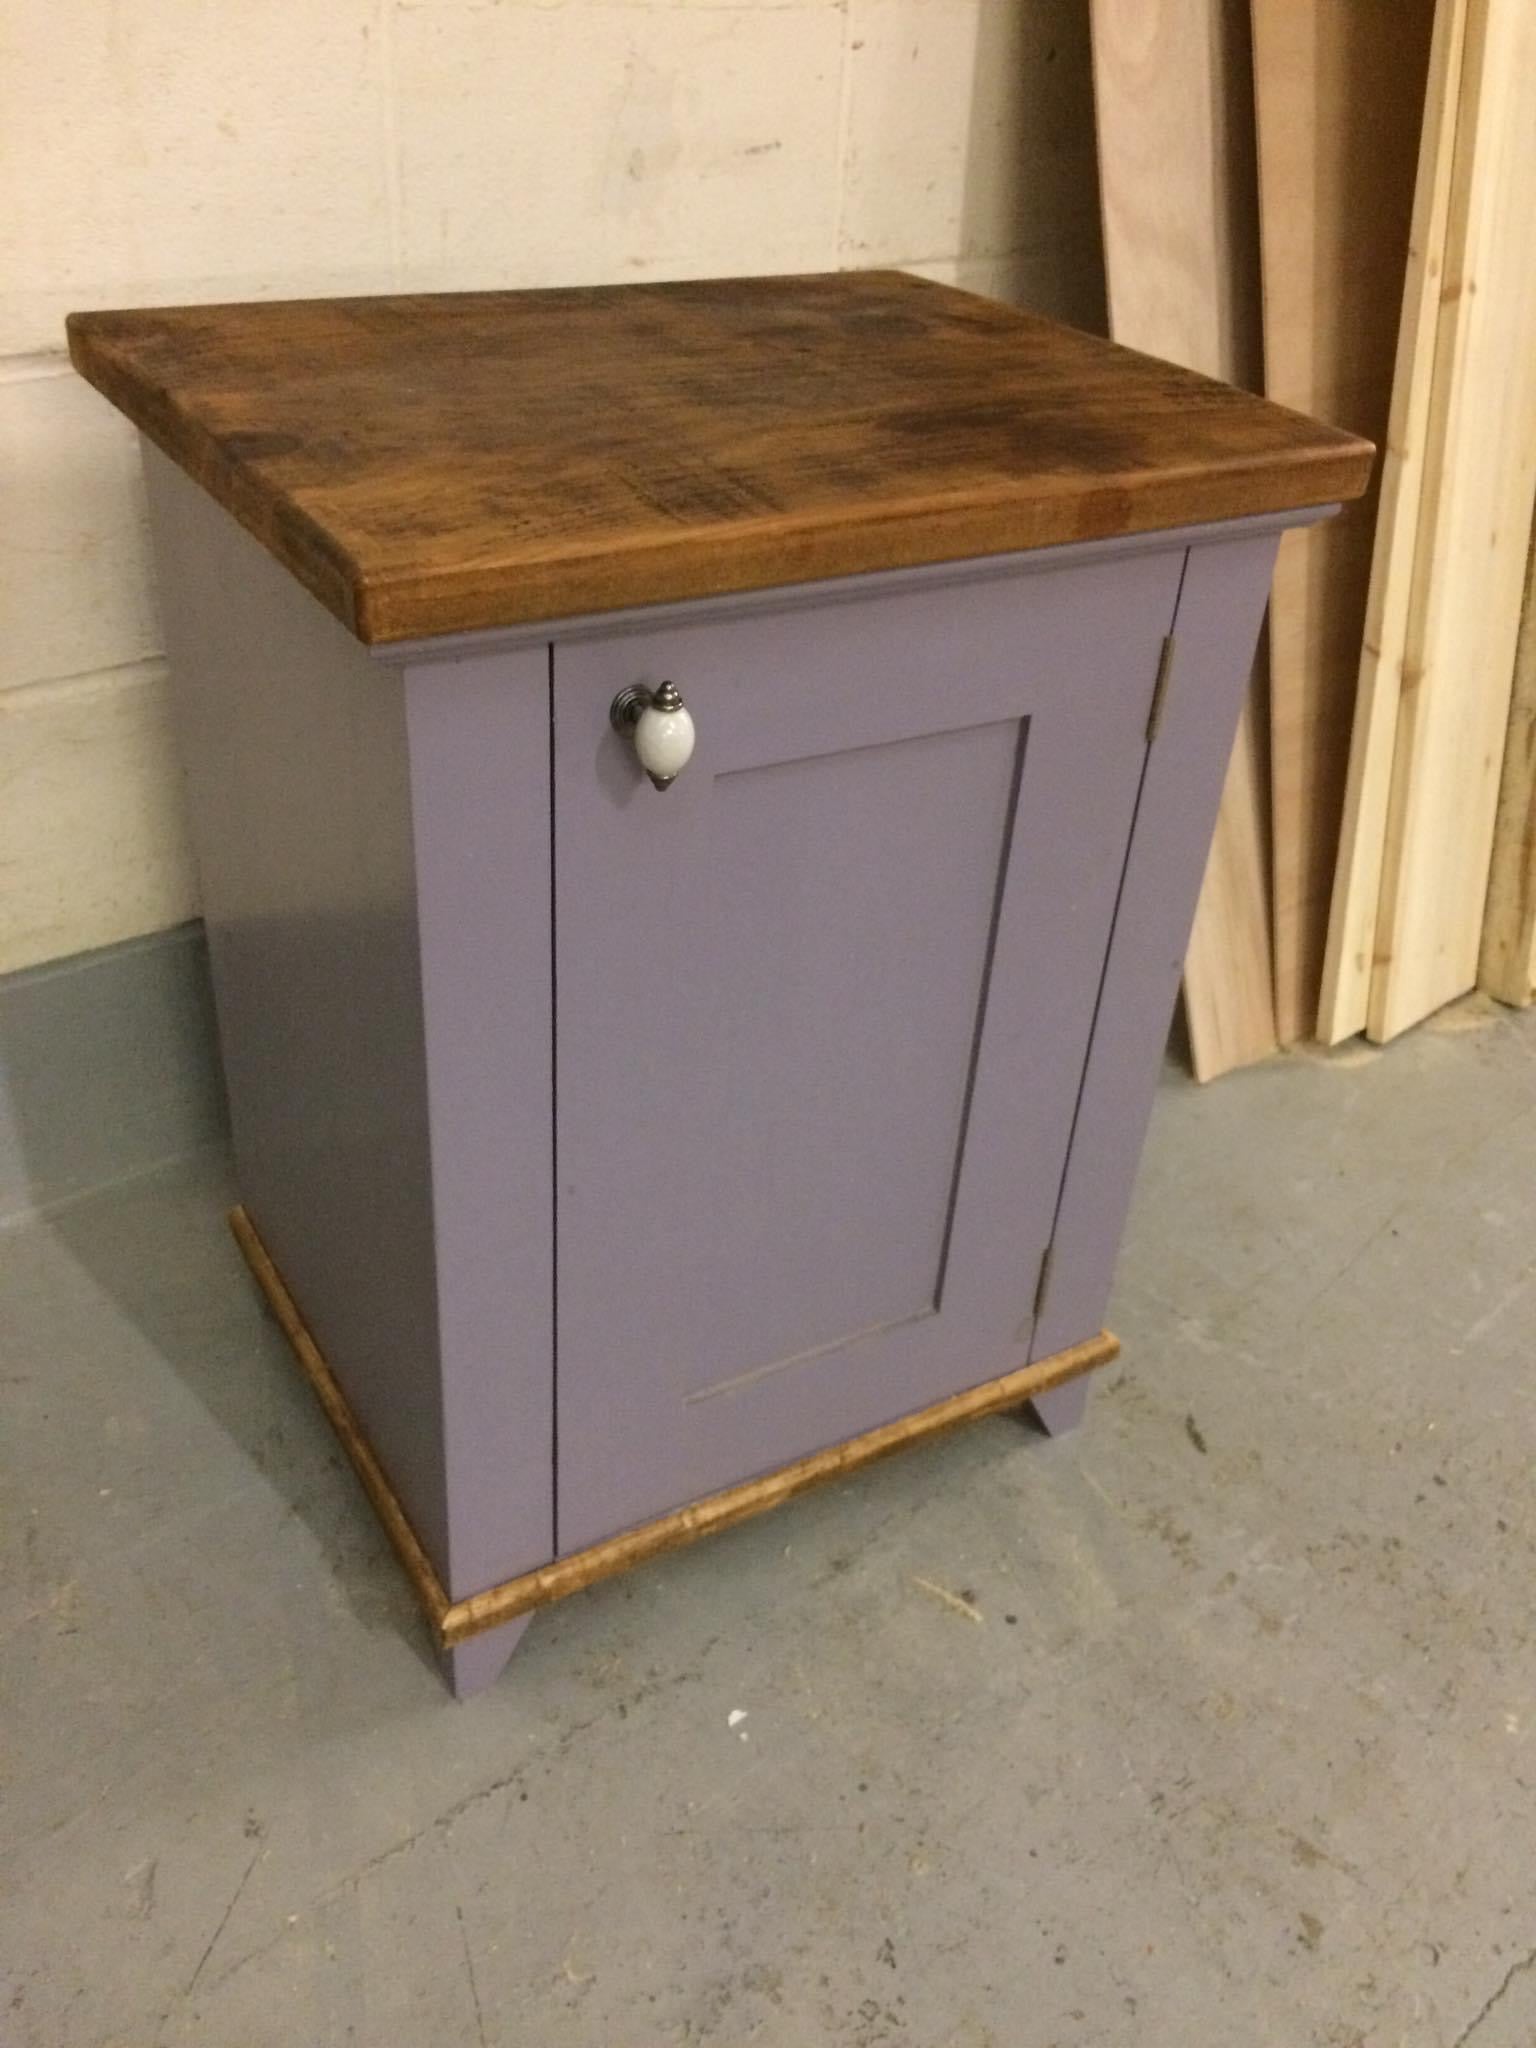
xmin=1090 ymin=1 xmax=1263 ymax=394
xmin=66 ymin=272 xmax=1370 ymax=647
xmin=1089 ymin=0 xmax=1278 ymax=1079
xmin=228 ymin=1205 xmax=453 ymax=1633
xmin=1367 ymin=0 xmax=1536 ymax=1040
xmin=1180 ymin=708 xmax=1276 ymax=1080
xmin=1479 ymin=529 xmax=1536 ymax=1006
xmin=1251 ymin=0 xmax=1435 ymax=1044
xmin=1319 ymin=0 xmax=1472 ymax=1043
xmin=230 ymin=1199 xmax=1117 ymax=1652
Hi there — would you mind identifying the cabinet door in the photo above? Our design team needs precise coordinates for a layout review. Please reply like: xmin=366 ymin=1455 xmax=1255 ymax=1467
xmin=553 ymin=552 xmax=1182 ymax=1551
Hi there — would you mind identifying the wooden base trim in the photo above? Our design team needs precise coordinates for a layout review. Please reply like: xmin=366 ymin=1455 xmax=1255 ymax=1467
xmin=230 ymin=1205 xmax=1118 ymax=1651
xmin=441 ymin=1329 xmax=1118 ymax=1646
xmin=229 ymin=1205 xmax=453 ymax=1631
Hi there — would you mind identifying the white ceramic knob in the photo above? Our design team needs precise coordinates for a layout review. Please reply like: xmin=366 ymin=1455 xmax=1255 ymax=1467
xmin=611 ymin=681 xmax=696 ymax=790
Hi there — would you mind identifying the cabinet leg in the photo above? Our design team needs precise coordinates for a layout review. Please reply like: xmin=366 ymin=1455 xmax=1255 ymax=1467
xmin=1030 ymin=1377 xmax=1091 ymax=1437
xmin=438 ymin=1614 xmax=534 ymax=1700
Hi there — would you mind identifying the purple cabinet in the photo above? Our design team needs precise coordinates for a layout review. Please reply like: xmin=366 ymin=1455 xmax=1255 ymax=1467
xmin=67 ymin=273 xmax=1374 ymax=1697
xmin=145 ymin=443 xmax=1310 ymax=1696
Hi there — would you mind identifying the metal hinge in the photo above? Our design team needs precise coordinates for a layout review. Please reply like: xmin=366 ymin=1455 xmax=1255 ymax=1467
xmin=1146 ymin=633 xmax=1176 ymax=741
xmin=1032 ymin=1243 xmax=1055 ymax=1321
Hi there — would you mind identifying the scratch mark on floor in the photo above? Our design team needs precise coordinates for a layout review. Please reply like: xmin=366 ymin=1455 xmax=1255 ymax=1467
xmin=457 ymin=1902 xmax=489 ymax=2047
xmin=188 ymin=1833 xmax=265 ymax=1994
xmin=1450 ymin=1942 xmax=1536 ymax=2047
xmin=1076 ymin=1463 xmax=1134 ymax=1525
xmin=1459 ymin=1265 xmax=1536 ymax=1348
xmin=910 ymin=1576 xmax=983 ymax=1623
xmin=202 ymin=1758 xmax=546 ymax=2000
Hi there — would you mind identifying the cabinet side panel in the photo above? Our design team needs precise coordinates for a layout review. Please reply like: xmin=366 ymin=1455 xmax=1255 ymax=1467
xmin=1033 ymin=532 xmax=1282 ymax=1361
xmin=144 ymin=445 xmax=451 ymax=1572
xmin=406 ymin=657 xmax=554 ymax=1599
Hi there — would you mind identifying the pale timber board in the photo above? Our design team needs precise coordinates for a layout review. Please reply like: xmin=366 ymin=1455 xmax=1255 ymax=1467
xmin=1479 ymin=529 xmax=1536 ymax=1007
xmin=1319 ymin=0 xmax=1472 ymax=1042
xmin=1368 ymin=0 xmax=1536 ymax=1041
xmin=1251 ymin=0 xmax=1434 ymax=1044
xmin=1090 ymin=0 xmax=1275 ymax=1081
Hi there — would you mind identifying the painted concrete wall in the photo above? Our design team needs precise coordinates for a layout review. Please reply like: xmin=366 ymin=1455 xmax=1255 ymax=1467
xmin=0 ymin=0 xmax=1104 ymax=974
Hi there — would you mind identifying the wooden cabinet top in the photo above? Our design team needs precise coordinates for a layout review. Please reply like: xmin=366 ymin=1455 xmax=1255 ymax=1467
xmin=69 ymin=270 xmax=1371 ymax=645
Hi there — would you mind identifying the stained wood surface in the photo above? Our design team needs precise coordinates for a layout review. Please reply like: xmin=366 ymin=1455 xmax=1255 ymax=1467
xmin=1251 ymin=0 xmax=1433 ymax=1044
xmin=1367 ymin=0 xmax=1536 ymax=1040
xmin=1319 ymin=0 xmax=1472 ymax=1043
xmin=68 ymin=271 xmax=1368 ymax=645
xmin=1479 ymin=531 xmax=1536 ymax=1007
xmin=1090 ymin=0 xmax=1280 ymax=1080
xmin=230 ymin=1200 xmax=1116 ymax=1651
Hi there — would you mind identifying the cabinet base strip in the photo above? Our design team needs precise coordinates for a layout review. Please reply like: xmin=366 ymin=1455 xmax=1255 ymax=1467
xmin=440 ymin=1329 xmax=1119 ymax=1647
xmin=229 ymin=1206 xmax=455 ymax=1631
xmin=230 ymin=1205 xmax=1118 ymax=1652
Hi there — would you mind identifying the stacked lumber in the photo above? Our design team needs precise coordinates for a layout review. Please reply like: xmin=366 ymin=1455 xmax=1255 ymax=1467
xmin=1322 ymin=0 xmax=1536 ymax=1043
xmin=1090 ymin=0 xmax=1536 ymax=1068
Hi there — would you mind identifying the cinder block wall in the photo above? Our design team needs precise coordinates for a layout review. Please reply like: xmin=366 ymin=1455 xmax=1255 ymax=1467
xmin=1 ymin=0 xmax=1104 ymax=974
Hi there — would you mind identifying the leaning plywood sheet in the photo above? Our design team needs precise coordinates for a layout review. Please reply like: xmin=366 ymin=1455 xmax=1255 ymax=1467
xmin=1090 ymin=0 xmax=1274 ymax=1081
xmin=1318 ymin=0 xmax=1471 ymax=1043
xmin=1479 ymin=530 xmax=1536 ymax=1007
xmin=1368 ymin=0 xmax=1536 ymax=1041
xmin=1251 ymin=0 xmax=1434 ymax=1045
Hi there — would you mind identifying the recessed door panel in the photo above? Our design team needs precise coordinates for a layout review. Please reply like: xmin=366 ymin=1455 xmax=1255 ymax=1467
xmin=553 ymin=553 xmax=1182 ymax=1551
xmin=681 ymin=717 xmax=1025 ymax=1402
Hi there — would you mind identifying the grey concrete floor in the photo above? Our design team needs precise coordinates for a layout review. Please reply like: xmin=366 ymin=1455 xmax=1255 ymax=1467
xmin=4 ymin=998 xmax=1536 ymax=2047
